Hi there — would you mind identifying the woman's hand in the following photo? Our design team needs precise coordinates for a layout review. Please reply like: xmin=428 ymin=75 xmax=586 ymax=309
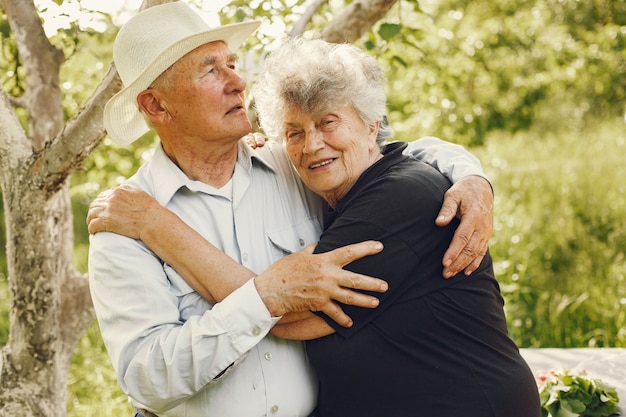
xmin=242 ymin=132 xmax=268 ymax=149
xmin=87 ymin=185 xmax=162 ymax=240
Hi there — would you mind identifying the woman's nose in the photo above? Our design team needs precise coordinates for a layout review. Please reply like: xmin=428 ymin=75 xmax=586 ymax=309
xmin=303 ymin=130 xmax=325 ymax=154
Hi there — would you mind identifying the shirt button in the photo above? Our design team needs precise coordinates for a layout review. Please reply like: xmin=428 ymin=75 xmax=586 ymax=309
xmin=271 ymin=405 xmax=279 ymax=414
xmin=264 ymin=352 xmax=272 ymax=361
xmin=252 ymin=326 xmax=261 ymax=336
xmin=242 ymin=253 xmax=248 ymax=262
xmin=299 ymin=238 xmax=305 ymax=246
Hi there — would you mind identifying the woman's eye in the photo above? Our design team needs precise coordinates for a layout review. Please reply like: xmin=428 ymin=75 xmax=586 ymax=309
xmin=320 ymin=119 xmax=336 ymax=129
xmin=286 ymin=131 xmax=303 ymax=142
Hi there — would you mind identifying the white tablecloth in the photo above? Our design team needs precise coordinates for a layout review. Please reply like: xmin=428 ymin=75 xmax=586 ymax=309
xmin=521 ymin=348 xmax=626 ymax=414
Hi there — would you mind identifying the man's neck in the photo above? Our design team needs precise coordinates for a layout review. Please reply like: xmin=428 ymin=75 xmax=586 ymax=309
xmin=162 ymin=139 xmax=239 ymax=188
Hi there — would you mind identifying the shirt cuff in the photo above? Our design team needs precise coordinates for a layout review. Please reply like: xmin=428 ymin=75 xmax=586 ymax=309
xmin=210 ymin=278 xmax=275 ymax=353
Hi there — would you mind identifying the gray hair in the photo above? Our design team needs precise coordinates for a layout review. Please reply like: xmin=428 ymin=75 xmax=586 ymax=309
xmin=252 ymin=37 xmax=393 ymax=147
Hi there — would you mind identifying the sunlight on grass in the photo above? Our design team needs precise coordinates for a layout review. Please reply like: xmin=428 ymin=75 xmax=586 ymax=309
xmin=475 ymin=117 xmax=626 ymax=347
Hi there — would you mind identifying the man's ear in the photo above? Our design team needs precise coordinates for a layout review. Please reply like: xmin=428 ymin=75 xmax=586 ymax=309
xmin=137 ymin=90 xmax=168 ymax=124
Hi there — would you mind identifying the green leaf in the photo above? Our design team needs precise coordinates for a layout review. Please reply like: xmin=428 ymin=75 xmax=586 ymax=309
xmin=554 ymin=406 xmax=579 ymax=417
xmin=378 ymin=23 xmax=401 ymax=41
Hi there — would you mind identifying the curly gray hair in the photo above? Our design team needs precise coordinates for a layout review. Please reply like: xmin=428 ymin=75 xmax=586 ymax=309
xmin=252 ymin=37 xmax=393 ymax=148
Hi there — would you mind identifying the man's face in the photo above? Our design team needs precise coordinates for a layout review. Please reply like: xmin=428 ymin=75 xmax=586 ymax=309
xmin=153 ymin=41 xmax=251 ymax=144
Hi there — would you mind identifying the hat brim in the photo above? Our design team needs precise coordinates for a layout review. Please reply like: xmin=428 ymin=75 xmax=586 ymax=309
xmin=104 ymin=20 xmax=260 ymax=146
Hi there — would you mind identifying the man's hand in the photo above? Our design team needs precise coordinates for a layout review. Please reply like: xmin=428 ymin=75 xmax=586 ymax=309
xmin=435 ymin=175 xmax=493 ymax=278
xmin=254 ymin=241 xmax=387 ymax=328
xmin=87 ymin=185 xmax=161 ymax=239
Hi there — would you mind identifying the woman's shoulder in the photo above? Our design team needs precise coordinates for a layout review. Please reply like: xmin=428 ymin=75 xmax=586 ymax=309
xmin=381 ymin=157 xmax=452 ymax=198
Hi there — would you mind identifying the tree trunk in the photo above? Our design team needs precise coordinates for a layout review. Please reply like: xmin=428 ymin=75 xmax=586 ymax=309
xmin=0 ymin=0 xmax=98 ymax=414
xmin=0 ymin=182 xmax=92 ymax=417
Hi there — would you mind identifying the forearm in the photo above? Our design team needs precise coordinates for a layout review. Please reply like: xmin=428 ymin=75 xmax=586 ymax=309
xmin=404 ymin=136 xmax=490 ymax=184
xmin=140 ymin=206 xmax=254 ymax=303
xmin=270 ymin=312 xmax=335 ymax=340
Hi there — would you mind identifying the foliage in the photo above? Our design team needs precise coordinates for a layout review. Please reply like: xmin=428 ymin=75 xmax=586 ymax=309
xmin=477 ymin=117 xmax=626 ymax=348
xmin=369 ymin=0 xmax=626 ymax=146
xmin=536 ymin=368 xmax=620 ymax=417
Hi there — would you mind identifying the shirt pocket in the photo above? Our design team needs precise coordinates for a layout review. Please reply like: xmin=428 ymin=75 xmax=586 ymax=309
xmin=267 ymin=217 xmax=322 ymax=261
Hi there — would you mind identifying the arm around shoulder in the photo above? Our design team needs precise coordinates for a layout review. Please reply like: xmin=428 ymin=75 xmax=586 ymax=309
xmin=403 ymin=136 xmax=492 ymax=186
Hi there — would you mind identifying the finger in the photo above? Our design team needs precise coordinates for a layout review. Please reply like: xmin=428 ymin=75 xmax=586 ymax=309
xmin=318 ymin=301 xmax=354 ymax=328
xmin=86 ymin=202 xmax=105 ymax=224
xmin=87 ymin=217 xmax=106 ymax=234
xmin=339 ymin=271 xmax=388 ymax=294
xmin=435 ymin=194 xmax=460 ymax=227
xmin=442 ymin=233 xmax=487 ymax=278
xmin=253 ymin=132 xmax=267 ymax=146
xmin=463 ymin=256 xmax=485 ymax=276
xmin=442 ymin=223 xmax=471 ymax=269
xmin=443 ymin=250 xmax=485 ymax=278
xmin=337 ymin=286 xmax=381 ymax=308
xmin=327 ymin=240 xmax=384 ymax=267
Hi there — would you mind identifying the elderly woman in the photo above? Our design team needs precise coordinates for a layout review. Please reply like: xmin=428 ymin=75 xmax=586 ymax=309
xmin=249 ymin=38 xmax=541 ymax=417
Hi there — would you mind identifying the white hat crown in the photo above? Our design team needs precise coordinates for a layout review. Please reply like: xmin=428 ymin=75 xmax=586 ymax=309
xmin=104 ymin=2 xmax=260 ymax=146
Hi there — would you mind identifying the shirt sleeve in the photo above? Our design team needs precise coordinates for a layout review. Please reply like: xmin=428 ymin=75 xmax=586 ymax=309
xmin=88 ymin=231 xmax=274 ymax=412
xmin=402 ymin=136 xmax=491 ymax=185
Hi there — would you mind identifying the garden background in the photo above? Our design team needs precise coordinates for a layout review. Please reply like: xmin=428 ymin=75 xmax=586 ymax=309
xmin=0 ymin=0 xmax=625 ymax=415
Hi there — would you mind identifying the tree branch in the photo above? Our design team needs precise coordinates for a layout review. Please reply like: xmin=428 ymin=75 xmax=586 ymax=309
xmin=321 ymin=0 xmax=398 ymax=43
xmin=290 ymin=0 xmax=329 ymax=37
xmin=0 ymin=87 xmax=31 ymax=181
xmin=36 ymin=66 xmax=122 ymax=194
xmin=2 ymin=0 xmax=65 ymax=150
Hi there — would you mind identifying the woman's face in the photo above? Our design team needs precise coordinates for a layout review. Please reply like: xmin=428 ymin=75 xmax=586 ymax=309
xmin=284 ymin=105 xmax=382 ymax=207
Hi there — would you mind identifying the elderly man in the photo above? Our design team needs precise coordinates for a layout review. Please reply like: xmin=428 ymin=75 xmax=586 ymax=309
xmin=88 ymin=2 xmax=494 ymax=417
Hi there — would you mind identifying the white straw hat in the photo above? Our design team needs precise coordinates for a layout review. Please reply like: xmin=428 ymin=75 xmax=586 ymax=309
xmin=103 ymin=2 xmax=260 ymax=146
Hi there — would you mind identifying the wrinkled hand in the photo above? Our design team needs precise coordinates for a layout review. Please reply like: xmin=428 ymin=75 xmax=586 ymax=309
xmin=255 ymin=241 xmax=387 ymax=328
xmin=242 ymin=132 xmax=268 ymax=149
xmin=86 ymin=185 xmax=161 ymax=239
xmin=435 ymin=175 xmax=494 ymax=278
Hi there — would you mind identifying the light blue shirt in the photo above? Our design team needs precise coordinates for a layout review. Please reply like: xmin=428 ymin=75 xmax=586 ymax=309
xmin=88 ymin=137 xmax=486 ymax=417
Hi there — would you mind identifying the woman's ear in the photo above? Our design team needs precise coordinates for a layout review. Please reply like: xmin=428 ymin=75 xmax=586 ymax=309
xmin=137 ymin=90 xmax=168 ymax=124
xmin=368 ymin=120 xmax=380 ymax=148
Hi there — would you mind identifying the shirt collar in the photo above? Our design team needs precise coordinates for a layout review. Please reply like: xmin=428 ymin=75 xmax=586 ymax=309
xmin=147 ymin=140 xmax=277 ymax=206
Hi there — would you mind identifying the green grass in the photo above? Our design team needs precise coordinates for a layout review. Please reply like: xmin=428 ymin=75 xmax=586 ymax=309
xmin=475 ymin=117 xmax=626 ymax=347
xmin=1 ymin=116 xmax=625 ymax=415
xmin=67 ymin=323 xmax=133 ymax=417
